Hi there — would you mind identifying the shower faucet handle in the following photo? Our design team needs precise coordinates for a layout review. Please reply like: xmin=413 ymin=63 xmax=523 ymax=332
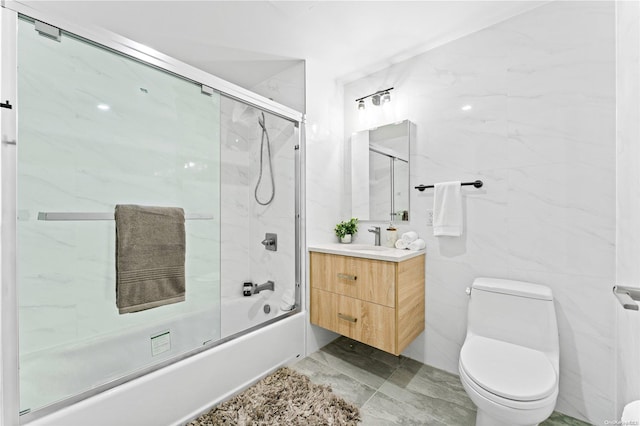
xmin=261 ymin=233 xmax=277 ymax=251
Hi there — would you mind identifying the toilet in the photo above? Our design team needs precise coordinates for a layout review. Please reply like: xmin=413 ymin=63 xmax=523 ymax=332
xmin=459 ymin=277 xmax=560 ymax=426
xmin=622 ymin=400 xmax=640 ymax=424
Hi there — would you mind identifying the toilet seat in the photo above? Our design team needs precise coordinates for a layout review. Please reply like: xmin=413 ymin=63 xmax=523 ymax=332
xmin=460 ymin=336 xmax=557 ymax=407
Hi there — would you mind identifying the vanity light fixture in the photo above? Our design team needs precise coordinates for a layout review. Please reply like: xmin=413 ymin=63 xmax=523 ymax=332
xmin=355 ymin=87 xmax=394 ymax=110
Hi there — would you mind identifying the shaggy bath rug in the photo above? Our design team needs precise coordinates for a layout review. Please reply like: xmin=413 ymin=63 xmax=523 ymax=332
xmin=187 ymin=367 xmax=360 ymax=426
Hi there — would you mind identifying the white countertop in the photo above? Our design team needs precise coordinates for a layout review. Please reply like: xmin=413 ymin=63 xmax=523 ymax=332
xmin=308 ymin=243 xmax=425 ymax=262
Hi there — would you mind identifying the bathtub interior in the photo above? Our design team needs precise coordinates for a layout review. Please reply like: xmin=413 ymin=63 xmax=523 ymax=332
xmin=221 ymin=295 xmax=295 ymax=338
xmin=15 ymin=16 xmax=299 ymax=417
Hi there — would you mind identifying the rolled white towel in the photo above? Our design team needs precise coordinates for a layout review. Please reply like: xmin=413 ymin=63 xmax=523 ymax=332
xmin=395 ymin=239 xmax=409 ymax=249
xmin=401 ymin=231 xmax=419 ymax=243
xmin=408 ymin=239 xmax=426 ymax=251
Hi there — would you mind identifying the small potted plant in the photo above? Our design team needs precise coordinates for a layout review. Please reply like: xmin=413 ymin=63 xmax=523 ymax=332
xmin=335 ymin=218 xmax=358 ymax=243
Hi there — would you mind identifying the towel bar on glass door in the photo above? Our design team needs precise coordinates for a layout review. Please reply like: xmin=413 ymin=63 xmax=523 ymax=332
xmin=37 ymin=212 xmax=214 ymax=221
xmin=613 ymin=285 xmax=640 ymax=311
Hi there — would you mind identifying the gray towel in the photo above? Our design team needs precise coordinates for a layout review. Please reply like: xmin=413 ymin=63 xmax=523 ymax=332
xmin=115 ymin=205 xmax=186 ymax=314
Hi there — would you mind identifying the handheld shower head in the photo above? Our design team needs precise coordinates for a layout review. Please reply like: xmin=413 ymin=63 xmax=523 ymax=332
xmin=254 ymin=111 xmax=275 ymax=205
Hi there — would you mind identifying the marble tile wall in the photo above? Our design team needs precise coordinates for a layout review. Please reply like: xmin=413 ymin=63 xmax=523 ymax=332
xmin=615 ymin=0 xmax=640 ymax=418
xmin=343 ymin=2 xmax=615 ymax=423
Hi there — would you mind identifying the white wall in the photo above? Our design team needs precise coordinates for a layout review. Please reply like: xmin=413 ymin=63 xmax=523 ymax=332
xmin=344 ymin=2 xmax=615 ymax=423
xmin=250 ymin=61 xmax=306 ymax=114
xmin=304 ymin=60 xmax=345 ymax=353
xmin=615 ymin=0 xmax=640 ymax=418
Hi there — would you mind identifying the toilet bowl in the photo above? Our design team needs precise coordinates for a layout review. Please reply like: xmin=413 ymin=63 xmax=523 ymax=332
xmin=622 ymin=400 xmax=640 ymax=424
xmin=459 ymin=278 xmax=559 ymax=426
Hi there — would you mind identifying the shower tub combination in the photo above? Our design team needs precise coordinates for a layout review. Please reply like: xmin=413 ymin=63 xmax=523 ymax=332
xmin=0 ymin=4 xmax=304 ymax=425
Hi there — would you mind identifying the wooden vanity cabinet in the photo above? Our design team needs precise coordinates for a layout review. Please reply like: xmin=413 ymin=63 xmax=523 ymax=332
xmin=310 ymin=251 xmax=425 ymax=356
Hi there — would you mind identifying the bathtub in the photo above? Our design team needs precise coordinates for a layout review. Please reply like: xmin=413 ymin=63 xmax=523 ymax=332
xmin=221 ymin=293 xmax=294 ymax=338
xmin=23 ymin=305 xmax=305 ymax=426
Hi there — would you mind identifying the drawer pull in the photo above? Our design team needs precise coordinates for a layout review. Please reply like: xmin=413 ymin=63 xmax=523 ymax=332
xmin=338 ymin=313 xmax=358 ymax=323
xmin=337 ymin=273 xmax=357 ymax=281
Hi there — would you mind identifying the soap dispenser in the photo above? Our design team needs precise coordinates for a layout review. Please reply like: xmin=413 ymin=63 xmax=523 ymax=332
xmin=384 ymin=223 xmax=398 ymax=248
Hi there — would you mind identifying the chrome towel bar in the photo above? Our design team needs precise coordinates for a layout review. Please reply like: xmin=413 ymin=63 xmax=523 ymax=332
xmin=613 ymin=285 xmax=640 ymax=311
xmin=37 ymin=212 xmax=214 ymax=221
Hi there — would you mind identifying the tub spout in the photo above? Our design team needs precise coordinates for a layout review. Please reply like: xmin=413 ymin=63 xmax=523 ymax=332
xmin=253 ymin=280 xmax=275 ymax=294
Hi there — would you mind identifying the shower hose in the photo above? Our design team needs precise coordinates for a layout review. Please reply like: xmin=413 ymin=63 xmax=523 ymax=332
xmin=254 ymin=112 xmax=275 ymax=205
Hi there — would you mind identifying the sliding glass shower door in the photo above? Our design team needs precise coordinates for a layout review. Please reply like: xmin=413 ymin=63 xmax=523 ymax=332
xmin=16 ymin=16 xmax=221 ymax=414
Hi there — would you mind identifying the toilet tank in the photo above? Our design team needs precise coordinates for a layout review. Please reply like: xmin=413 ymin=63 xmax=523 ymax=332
xmin=467 ymin=277 xmax=559 ymax=356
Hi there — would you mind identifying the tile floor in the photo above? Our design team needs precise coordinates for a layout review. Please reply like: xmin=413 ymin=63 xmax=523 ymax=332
xmin=291 ymin=336 xmax=591 ymax=426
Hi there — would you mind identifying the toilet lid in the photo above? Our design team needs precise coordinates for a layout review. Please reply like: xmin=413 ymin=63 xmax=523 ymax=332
xmin=460 ymin=336 xmax=557 ymax=401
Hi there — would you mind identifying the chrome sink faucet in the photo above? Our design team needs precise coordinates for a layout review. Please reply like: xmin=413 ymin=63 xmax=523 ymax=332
xmin=369 ymin=226 xmax=381 ymax=246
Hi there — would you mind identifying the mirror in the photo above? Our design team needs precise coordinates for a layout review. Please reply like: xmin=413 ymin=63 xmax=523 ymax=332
xmin=351 ymin=120 xmax=412 ymax=222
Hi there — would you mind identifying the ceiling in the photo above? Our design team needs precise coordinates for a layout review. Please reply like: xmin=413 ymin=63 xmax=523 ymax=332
xmin=22 ymin=1 xmax=545 ymax=86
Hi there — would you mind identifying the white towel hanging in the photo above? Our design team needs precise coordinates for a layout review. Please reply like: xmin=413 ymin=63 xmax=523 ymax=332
xmin=433 ymin=181 xmax=463 ymax=237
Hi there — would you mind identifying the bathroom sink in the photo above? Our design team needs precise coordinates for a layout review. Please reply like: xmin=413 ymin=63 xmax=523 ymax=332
xmin=341 ymin=244 xmax=393 ymax=252
xmin=309 ymin=243 xmax=424 ymax=262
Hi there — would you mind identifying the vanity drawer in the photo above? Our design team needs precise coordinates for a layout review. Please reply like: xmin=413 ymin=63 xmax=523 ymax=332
xmin=311 ymin=288 xmax=396 ymax=354
xmin=310 ymin=252 xmax=395 ymax=307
